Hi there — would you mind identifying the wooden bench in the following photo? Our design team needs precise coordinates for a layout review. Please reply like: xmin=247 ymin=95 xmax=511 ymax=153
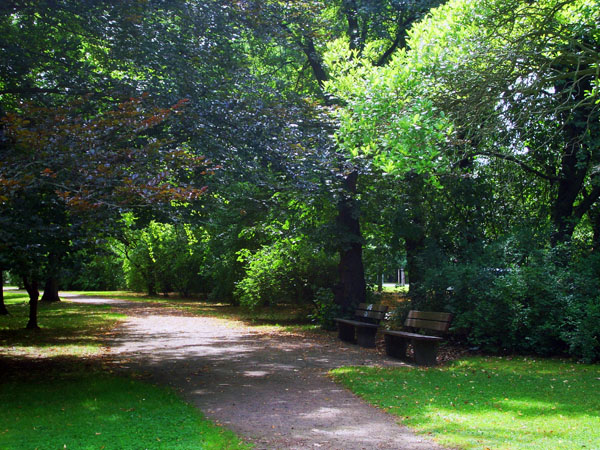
xmin=334 ymin=303 xmax=388 ymax=348
xmin=383 ymin=310 xmax=453 ymax=366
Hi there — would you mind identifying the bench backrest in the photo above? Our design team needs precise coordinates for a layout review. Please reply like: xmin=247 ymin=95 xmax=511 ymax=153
xmin=354 ymin=303 xmax=389 ymax=324
xmin=404 ymin=310 xmax=453 ymax=334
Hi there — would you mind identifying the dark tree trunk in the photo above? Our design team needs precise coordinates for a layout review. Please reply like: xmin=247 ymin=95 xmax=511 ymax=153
xmin=41 ymin=253 xmax=61 ymax=302
xmin=342 ymin=0 xmax=363 ymax=53
xmin=301 ymin=36 xmax=329 ymax=89
xmin=147 ymin=276 xmax=157 ymax=297
xmin=41 ymin=276 xmax=61 ymax=302
xmin=23 ymin=276 xmax=40 ymax=330
xmin=334 ymin=171 xmax=367 ymax=315
xmin=0 ymin=270 xmax=8 ymax=315
xmin=550 ymin=133 xmax=589 ymax=247
xmin=550 ymin=63 xmax=597 ymax=247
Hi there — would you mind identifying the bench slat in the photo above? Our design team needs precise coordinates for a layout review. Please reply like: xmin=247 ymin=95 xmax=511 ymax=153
xmin=334 ymin=318 xmax=378 ymax=328
xmin=405 ymin=317 xmax=451 ymax=332
xmin=407 ymin=310 xmax=452 ymax=322
xmin=383 ymin=330 xmax=443 ymax=341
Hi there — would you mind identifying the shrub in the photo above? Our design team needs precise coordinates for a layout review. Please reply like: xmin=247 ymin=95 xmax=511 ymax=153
xmin=123 ymin=222 xmax=207 ymax=296
xmin=417 ymin=239 xmax=600 ymax=361
xmin=235 ymin=238 xmax=337 ymax=309
xmin=308 ymin=288 xmax=340 ymax=330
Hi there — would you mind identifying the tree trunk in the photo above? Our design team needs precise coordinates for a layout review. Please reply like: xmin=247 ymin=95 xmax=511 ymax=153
xmin=41 ymin=253 xmax=61 ymax=302
xmin=550 ymin=136 xmax=589 ymax=247
xmin=0 ymin=270 xmax=8 ymax=315
xmin=147 ymin=276 xmax=157 ymax=296
xmin=40 ymin=276 xmax=61 ymax=302
xmin=550 ymin=64 xmax=596 ymax=247
xmin=23 ymin=276 xmax=40 ymax=330
xmin=334 ymin=171 xmax=367 ymax=315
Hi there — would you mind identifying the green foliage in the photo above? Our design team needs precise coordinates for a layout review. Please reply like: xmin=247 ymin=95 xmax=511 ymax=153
xmin=62 ymin=249 xmax=126 ymax=291
xmin=0 ymin=370 xmax=250 ymax=450
xmin=307 ymin=288 xmax=340 ymax=330
xmin=410 ymin=238 xmax=600 ymax=362
xmin=325 ymin=40 xmax=454 ymax=178
xmin=331 ymin=357 xmax=600 ymax=450
xmin=123 ymin=221 xmax=208 ymax=296
xmin=235 ymin=238 xmax=336 ymax=309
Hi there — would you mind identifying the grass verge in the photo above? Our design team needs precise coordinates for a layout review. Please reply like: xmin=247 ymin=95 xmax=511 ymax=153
xmin=330 ymin=357 xmax=600 ymax=450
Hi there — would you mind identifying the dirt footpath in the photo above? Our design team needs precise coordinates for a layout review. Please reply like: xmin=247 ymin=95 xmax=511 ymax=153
xmin=69 ymin=295 xmax=448 ymax=450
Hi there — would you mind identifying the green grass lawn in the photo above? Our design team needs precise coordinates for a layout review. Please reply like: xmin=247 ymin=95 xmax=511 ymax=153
xmin=0 ymin=368 xmax=250 ymax=450
xmin=1 ymin=291 xmax=124 ymax=358
xmin=373 ymin=284 xmax=409 ymax=294
xmin=0 ymin=291 xmax=251 ymax=450
xmin=331 ymin=357 xmax=600 ymax=450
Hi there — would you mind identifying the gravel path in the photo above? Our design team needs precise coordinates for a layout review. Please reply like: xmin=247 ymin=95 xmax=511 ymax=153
xmin=67 ymin=295 xmax=448 ymax=450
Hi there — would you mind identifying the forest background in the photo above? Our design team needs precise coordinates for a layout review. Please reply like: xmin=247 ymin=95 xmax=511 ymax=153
xmin=1 ymin=0 xmax=599 ymax=362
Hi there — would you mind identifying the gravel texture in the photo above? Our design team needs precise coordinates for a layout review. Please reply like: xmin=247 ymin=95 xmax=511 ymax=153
xmin=67 ymin=295 xmax=449 ymax=450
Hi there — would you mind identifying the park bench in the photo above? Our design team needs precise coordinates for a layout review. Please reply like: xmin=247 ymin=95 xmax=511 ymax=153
xmin=334 ymin=303 xmax=389 ymax=348
xmin=383 ymin=310 xmax=453 ymax=366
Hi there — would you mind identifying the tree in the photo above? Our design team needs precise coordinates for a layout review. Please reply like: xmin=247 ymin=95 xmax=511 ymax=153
xmin=326 ymin=0 xmax=600 ymax=301
xmin=239 ymin=0 xmax=446 ymax=313
xmin=0 ymin=96 xmax=207 ymax=327
xmin=1 ymin=0 xmax=296 ymax=324
xmin=403 ymin=0 xmax=600 ymax=247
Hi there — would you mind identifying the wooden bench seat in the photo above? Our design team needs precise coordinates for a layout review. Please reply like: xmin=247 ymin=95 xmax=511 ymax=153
xmin=334 ymin=303 xmax=388 ymax=348
xmin=383 ymin=310 xmax=452 ymax=366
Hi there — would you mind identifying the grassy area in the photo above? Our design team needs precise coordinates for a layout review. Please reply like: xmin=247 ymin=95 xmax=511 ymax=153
xmin=373 ymin=284 xmax=409 ymax=294
xmin=0 ymin=368 xmax=250 ymax=450
xmin=0 ymin=290 xmax=251 ymax=449
xmin=74 ymin=290 xmax=319 ymax=332
xmin=331 ymin=357 xmax=600 ymax=450
xmin=1 ymin=291 xmax=124 ymax=358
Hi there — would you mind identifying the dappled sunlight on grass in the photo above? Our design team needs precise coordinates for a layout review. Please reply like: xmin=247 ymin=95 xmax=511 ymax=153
xmin=1 ymin=293 xmax=124 ymax=358
xmin=331 ymin=357 xmax=600 ymax=449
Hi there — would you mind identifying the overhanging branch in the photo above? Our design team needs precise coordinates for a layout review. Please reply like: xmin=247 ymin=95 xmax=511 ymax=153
xmin=475 ymin=150 xmax=560 ymax=182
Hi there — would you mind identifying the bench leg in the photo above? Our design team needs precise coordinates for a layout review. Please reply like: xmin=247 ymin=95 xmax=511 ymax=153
xmin=337 ymin=322 xmax=356 ymax=343
xmin=356 ymin=327 xmax=377 ymax=348
xmin=384 ymin=334 xmax=408 ymax=359
xmin=412 ymin=340 xmax=439 ymax=366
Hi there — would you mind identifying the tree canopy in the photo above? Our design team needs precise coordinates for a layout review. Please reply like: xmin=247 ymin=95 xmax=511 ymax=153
xmin=2 ymin=0 xmax=600 ymax=361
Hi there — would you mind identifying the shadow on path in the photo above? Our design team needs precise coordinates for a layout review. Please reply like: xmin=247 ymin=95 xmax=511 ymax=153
xmin=65 ymin=294 xmax=448 ymax=450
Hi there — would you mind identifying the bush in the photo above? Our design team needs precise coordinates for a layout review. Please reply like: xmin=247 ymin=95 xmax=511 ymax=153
xmin=235 ymin=238 xmax=337 ymax=309
xmin=561 ymin=253 xmax=600 ymax=362
xmin=308 ymin=288 xmax=340 ymax=330
xmin=417 ymin=239 xmax=600 ymax=361
xmin=64 ymin=250 xmax=126 ymax=291
xmin=123 ymin=222 xmax=207 ymax=296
